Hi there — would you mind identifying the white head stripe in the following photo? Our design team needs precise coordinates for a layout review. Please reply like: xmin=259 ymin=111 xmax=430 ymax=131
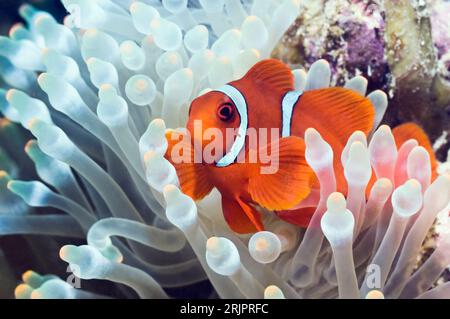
xmin=214 ymin=84 xmax=248 ymax=167
xmin=282 ymin=91 xmax=303 ymax=137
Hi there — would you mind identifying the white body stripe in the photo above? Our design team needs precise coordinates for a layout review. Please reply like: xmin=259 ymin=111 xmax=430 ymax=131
xmin=282 ymin=91 xmax=303 ymax=137
xmin=214 ymin=85 xmax=248 ymax=167
xmin=214 ymin=84 xmax=303 ymax=167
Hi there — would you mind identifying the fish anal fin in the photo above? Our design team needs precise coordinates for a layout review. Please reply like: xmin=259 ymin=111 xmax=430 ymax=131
xmin=221 ymin=196 xmax=264 ymax=234
xmin=276 ymin=207 xmax=316 ymax=228
xmin=164 ymin=130 xmax=214 ymax=200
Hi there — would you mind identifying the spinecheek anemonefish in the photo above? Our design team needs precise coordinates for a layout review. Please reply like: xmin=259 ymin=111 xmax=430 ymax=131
xmin=165 ymin=59 xmax=437 ymax=234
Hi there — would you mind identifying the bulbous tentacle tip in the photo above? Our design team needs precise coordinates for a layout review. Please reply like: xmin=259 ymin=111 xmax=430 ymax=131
xmin=30 ymin=279 xmax=75 ymax=299
xmin=33 ymin=14 xmax=55 ymax=30
xmin=0 ymin=170 xmax=9 ymax=180
xmin=206 ymin=236 xmax=241 ymax=276
xmin=292 ymin=68 xmax=307 ymax=91
xmin=392 ymin=179 xmax=423 ymax=218
xmin=5 ymin=88 xmax=20 ymax=105
xmin=98 ymin=83 xmax=119 ymax=102
xmin=322 ymin=193 xmax=354 ymax=245
xmin=5 ymin=89 xmax=52 ymax=128
xmin=7 ymin=179 xmax=23 ymax=191
xmin=22 ymin=270 xmax=38 ymax=283
xmin=164 ymin=184 xmax=197 ymax=230
xmin=150 ymin=118 xmax=166 ymax=131
xmin=140 ymin=119 xmax=169 ymax=156
xmin=316 ymin=59 xmax=330 ymax=68
xmin=423 ymin=174 xmax=450 ymax=212
xmin=304 ymin=127 xmax=320 ymax=141
xmin=60 ymin=245 xmax=112 ymax=280
xmin=248 ymin=231 xmax=282 ymax=264
xmin=305 ymin=128 xmax=333 ymax=171
xmin=5 ymin=88 xmax=20 ymax=103
xmin=206 ymin=236 xmax=220 ymax=253
xmin=129 ymin=2 xmax=160 ymax=35
xmin=126 ymin=74 xmax=156 ymax=106
xmin=264 ymin=285 xmax=285 ymax=299
xmin=344 ymin=141 xmax=372 ymax=185
xmin=371 ymin=178 xmax=394 ymax=200
xmin=369 ymin=124 xmax=398 ymax=179
xmin=7 ymin=180 xmax=53 ymax=207
xmin=24 ymin=139 xmax=36 ymax=152
xmin=342 ymin=131 xmax=367 ymax=166
xmin=345 ymin=76 xmax=368 ymax=96
xmin=163 ymin=184 xmax=179 ymax=198
xmin=305 ymin=59 xmax=331 ymax=90
xmin=368 ymin=90 xmax=389 ymax=130
xmin=374 ymin=124 xmax=392 ymax=138
xmin=326 ymin=192 xmax=346 ymax=214
xmin=16 ymin=270 xmax=59 ymax=297
xmin=28 ymin=119 xmax=74 ymax=160
xmin=407 ymin=146 xmax=432 ymax=190
xmin=14 ymin=283 xmax=33 ymax=299
xmin=365 ymin=290 xmax=385 ymax=299
xmin=36 ymin=72 xmax=51 ymax=90
xmin=59 ymin=244 xmax=78 ymax=263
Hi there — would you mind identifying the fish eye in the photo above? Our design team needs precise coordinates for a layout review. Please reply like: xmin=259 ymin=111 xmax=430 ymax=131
xmin=217 ymin=103 xmax=234 ymax=122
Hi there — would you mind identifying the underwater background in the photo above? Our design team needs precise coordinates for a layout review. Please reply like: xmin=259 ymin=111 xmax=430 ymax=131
xmin=0 ymin=0 xmax=449 ymax=299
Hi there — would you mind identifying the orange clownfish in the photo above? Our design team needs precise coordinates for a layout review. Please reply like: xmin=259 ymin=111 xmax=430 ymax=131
xmin=165 ymin=59 xmax=436 ymax=234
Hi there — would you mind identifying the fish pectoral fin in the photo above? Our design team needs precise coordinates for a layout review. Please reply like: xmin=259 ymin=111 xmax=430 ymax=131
xmin=164 ymin=130 xmax=214 ymax=200
xmin=221 ymin=196 xmax=264 ymax=234
xmin=392 ymin=122 xmax=437 ymax=180
xmin=248 ymin=136 xmax=316 ymax=211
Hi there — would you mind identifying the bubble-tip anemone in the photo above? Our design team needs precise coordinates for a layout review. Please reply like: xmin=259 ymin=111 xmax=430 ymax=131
xmin=0 ymin=0 xmax=449 ymax=299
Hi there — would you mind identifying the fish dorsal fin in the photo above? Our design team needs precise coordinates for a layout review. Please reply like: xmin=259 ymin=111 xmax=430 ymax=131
xmin=392 ymin=122 xmax=437 ymax=180
xmin=248 ymin=136 xmax=316 ymax=211
xmin=242 ymin=59 xmax=294 ymax=94
xmin=164 ymin=130 xmax=214 ymax=200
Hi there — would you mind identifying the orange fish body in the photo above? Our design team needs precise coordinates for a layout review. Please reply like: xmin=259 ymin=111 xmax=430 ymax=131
xmin=165 ymin=59 xmax=436 ymax=234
